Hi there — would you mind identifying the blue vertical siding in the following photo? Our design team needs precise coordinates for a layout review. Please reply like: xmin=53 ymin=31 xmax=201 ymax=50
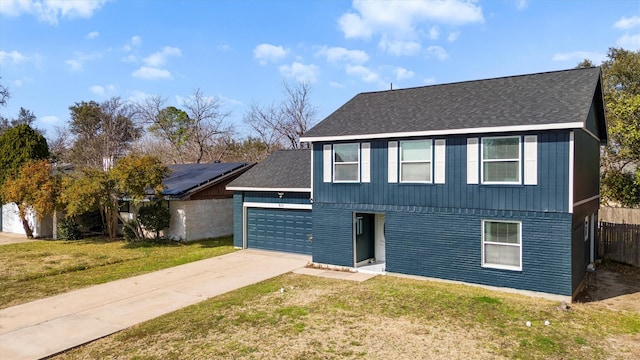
xmin=573 ymin=129 xmax=600 ymax=202
xmin=313 ymin=131 xmax=570 ymax=213
xmin=233 ymin=192 xmax=244 ymax=248
xmin=244 ymin=191 xmax=311 ymax=204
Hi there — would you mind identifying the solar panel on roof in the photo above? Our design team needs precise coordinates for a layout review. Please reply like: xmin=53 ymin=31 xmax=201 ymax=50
xmin=162 ymin=162 xmax=247 ymax=197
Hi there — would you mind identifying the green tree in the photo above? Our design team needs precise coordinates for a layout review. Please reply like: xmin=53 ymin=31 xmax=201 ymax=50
xmin=598 ymin=48 xmax=640 ymax=207
xmin=0 ymin=160 xmax=59 ymax=238
xmin=0 ymin=124 xmax=49 ymax=201
xmin=59 ymin=154 xmax=170 ymax=240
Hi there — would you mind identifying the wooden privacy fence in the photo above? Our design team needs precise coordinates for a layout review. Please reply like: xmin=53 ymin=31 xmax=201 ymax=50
xmin=599 ymin=222 xmax=640 ymax=267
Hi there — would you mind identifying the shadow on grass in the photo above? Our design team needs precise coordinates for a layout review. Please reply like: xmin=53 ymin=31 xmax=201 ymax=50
xmin=122 ymin=236 xmax=234 ymax=249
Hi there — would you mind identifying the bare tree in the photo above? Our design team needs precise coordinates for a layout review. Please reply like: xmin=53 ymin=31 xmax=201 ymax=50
xmin=134 ymin=89 xmax=234 ymax=164
xmin=68 ymin=97 xmax=142 ymax=168
xmin=181 ymin=89 xmax=234 ymax=163
xmin=244 ymin=81 xmax=317 ymax=151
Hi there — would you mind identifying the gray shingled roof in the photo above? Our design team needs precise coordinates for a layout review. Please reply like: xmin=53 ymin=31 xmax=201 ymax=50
xmin=301 ymin=67 xmax=604 ymax=140
xmin=227 ymin=149 xmax=310 ymax=190
xmin=163 ymin=162 xmax=250 ymax=198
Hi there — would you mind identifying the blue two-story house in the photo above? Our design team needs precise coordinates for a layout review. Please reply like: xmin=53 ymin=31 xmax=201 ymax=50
xmin=297 ymin=67 xmax=606 ymax=300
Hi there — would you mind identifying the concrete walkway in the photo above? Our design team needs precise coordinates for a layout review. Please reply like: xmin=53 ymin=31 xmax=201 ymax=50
xmin=0 ymin=249 xmax=311 ymax=360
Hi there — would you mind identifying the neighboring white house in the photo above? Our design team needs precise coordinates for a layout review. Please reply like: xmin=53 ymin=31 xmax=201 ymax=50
xmin=120 ymin=162 xmax=254 ymax=242
xmin=1 ymin=203 xmax=53 ymax=238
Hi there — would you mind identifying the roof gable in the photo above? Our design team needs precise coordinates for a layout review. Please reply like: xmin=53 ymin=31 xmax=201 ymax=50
xmin=301 ymin=67 xmax=606 ymax=142
xmin=227 ymin=149 xmax=311 ymax=191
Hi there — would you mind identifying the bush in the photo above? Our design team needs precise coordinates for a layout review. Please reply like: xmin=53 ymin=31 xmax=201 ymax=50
xmin=57 ymin=217 xmax=82 ymax=240
xmin=138 ymin=201 xmax=170 ymax=240
xmin=122 ymin=219 xmax=140 ymax=242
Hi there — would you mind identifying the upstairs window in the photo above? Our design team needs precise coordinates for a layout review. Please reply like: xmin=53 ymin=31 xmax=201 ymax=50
xmin=481 ymin=136 xmax=521 ymax=184
xmin=400 ymin=140 xmax=432 ymax=182
xmin=334 ymin=143 xmax=360 ymax=182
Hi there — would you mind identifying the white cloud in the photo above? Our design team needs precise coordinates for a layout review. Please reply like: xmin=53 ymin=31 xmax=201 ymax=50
xmin=132 ymin=66 xmax=172 ymax=80
xmin=86 ymin=31 xmax=99 ymax=39
xmin=614 ymin=15 xmax=640 ymax=30
xmin=278 ymin=62 xmax=319 ymax=83
xmin=253 ymin=43 xmax=288 ymax=65
xmin=0 ymin=0 xmax=111 ymax=25
xmin=65 ymin=51 xmax=102 ymax=71
xmin=552 ymin=51 xmax=606 ymax=63
xmin=315 ymin=46 xmax=369 ymax=64
xmin=123 ymin=36 xmax=142 ymax=52
xmin=338 ymin=0 xmax=484 ymax=39
xmin=217 ymin=44 xmax=230 ymax=52
xmin=89 ymin=84 xmax=116 ymax=97
xmin=395 ymin=67 xmax=415 ymax=80
xmin=429 ymin=26 xmax=440 ymax=40
xmin=143 ymin=46 xmax=181 ymax=67
xmin=447 ymin=31 xmax=460 ymax=42
xmin=426 ymin=45 xmax=448 ymax=60
xmin=329 ymin=81 xmax=345 ymax=88
xmin=0 ymin=50 xmax=27 ymax=65
xmin=515 ymin=0 xmax=528 ymax=10
xmin=345 ymin=64 xmax=379 ymax=83
xmin=379 ymin=37 xmax=422 ymax=56
xmin=617 ymin=33 xmax=640 ymax=50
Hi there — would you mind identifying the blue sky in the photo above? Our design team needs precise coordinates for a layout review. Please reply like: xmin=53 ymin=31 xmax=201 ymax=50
xmin=1 ymin=0 xmax=639 ymax=140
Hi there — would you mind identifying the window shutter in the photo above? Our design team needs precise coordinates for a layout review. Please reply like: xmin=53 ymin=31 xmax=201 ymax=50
xmin=524 ymin=135 xmax=537 ymax=185
xmin=323 ymin=144 xmax=332 ymax=183
xmin=388 ymin=141 xmax=398 ymax=183
xmin=361 ymin=142 xmax=370 ymax=183
xmin=467 ymin=138 xmax=479 ymax=184
xmin=434 ymin=139 xmax=446 ymax=184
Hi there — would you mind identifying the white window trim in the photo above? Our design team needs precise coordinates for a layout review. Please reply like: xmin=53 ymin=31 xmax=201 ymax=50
xmin=333 ymin=143 xmax=360 ymax=183
xmin=400 ymin=139 xmax=433 ymax=183
xmin=481 ymin=136 xmax=522 ymax=185
xmin=481 ymin=219 xmax=523 ymax=271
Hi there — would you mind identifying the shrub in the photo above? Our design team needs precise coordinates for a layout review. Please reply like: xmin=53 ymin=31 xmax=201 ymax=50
xmin=138 ymin=201 xmax=170 ymax=240
xmin=122 ymin=219 xmax=139 ymax=242
xmin=57 ymin=217 xmax=82 ymax=240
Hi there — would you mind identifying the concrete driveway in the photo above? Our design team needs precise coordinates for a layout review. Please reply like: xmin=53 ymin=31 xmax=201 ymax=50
xmin=0 ymin=232 xmax=37 ymax=246
xmin=0 ymin=249 xmax=311 ymax=360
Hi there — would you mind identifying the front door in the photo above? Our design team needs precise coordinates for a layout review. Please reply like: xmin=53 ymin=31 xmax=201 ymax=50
xmin=355 ymin=213 xmax=375 ymax=264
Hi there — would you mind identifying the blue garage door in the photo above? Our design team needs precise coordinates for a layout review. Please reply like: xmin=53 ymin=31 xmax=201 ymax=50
xmin=247 ymin=208 xmax=312 ymax=255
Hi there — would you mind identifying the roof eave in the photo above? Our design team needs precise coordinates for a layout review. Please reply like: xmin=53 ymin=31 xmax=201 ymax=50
xmin=300 ymin=122 xmax=585 ymax=143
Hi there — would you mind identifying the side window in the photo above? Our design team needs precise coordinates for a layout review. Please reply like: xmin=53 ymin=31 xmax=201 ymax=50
xmin=481 ymin=136 xmax=521 ymax=184
xmin=400 ymin=140 xmax=432 ymax=183
xmin=482 ymin=220 xmax=522 ymax=271
xmin=334 ymin=143 xmax=360 ymax=182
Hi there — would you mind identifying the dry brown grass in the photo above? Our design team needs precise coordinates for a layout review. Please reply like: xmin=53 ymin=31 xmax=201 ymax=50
xmin=54 ymin=273 xmax=640 ymax=360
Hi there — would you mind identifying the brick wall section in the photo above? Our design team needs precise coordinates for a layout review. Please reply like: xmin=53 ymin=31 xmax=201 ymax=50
xmin=166 ymin=199 xmax=234 ymax=242
xmin=313 ymin=202 xmax=574 ymax=296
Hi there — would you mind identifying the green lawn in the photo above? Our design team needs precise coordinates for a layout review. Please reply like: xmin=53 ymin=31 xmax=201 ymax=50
xmin=54 ymin=273 xmax=640 ymax=360
xmin=0 ymin=236 xmax=236 ymax=309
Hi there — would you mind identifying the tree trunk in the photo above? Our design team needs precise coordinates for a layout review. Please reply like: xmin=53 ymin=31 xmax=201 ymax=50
xmin=16 ymin=203 xmax=34 ymax=239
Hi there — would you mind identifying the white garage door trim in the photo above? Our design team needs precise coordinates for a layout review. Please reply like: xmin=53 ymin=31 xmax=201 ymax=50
xmin=242 ymin=202 xmax=312 ymax=249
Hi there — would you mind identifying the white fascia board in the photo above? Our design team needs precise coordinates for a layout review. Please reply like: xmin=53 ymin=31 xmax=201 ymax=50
xmin=226 ymin=186 xmax=311 ymax=192
xmin=243 ymin=202 xmax=312 ymax=210
xmin=300 ymin=122 xmax=585 ymax=142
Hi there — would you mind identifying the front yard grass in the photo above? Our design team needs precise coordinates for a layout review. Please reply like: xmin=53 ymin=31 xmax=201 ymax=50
xmin=0 ymin=236 xmax=235 ymax=309
xmin=54 ymin=273 xmax=640 ymax=360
